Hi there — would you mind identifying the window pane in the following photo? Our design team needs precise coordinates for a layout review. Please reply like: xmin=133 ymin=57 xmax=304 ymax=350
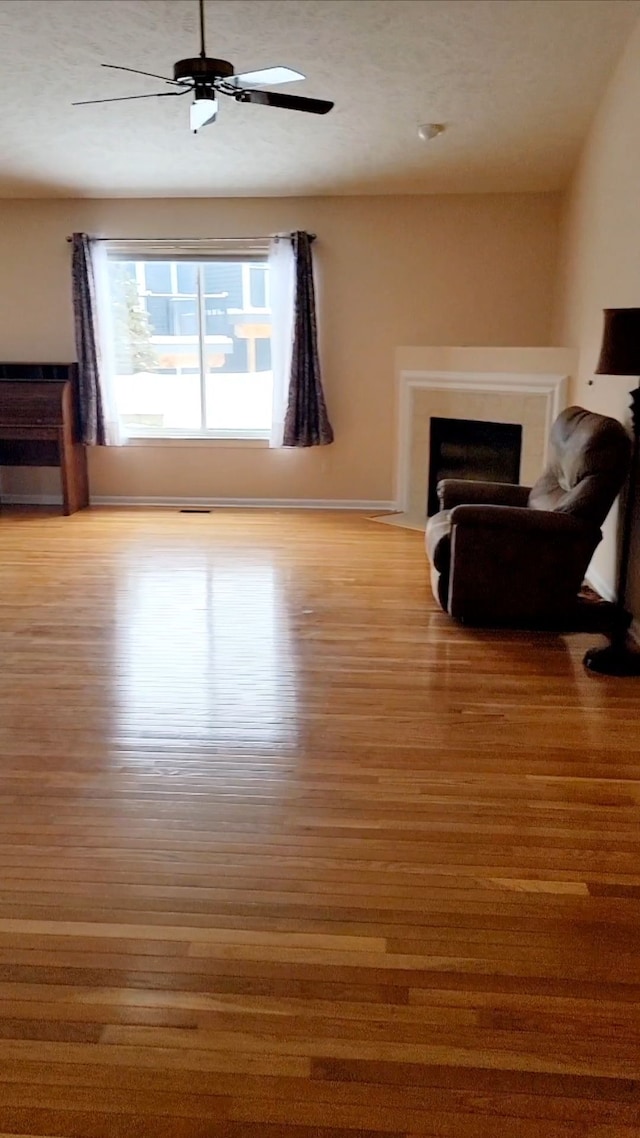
xmin=108 ymin=259 xmax=202 ymax=431
xmin=205 ymin=307 xmax=272 ymax=431
xmin=107 ymin=255 xmax=272 ymax=435
xmin=144 ymin=262 xmax=172 ymax=294
xmin=108 ymin=262 xmax=159 ymax=375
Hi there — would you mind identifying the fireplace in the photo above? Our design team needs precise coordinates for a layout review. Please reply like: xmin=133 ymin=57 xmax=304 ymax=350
xmin=392 ymin=358 xmax=571 ymax=528
xmin=427 ymin=417 xmax=522 ymax=516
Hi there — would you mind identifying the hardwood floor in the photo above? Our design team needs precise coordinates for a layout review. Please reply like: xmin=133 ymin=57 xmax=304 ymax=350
xmin=0 ymin=506 xmax=639 ymax=1137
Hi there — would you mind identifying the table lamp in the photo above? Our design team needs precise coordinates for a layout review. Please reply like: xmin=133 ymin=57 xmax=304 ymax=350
xmin=584 ymin=307 xmax=640 ymax=675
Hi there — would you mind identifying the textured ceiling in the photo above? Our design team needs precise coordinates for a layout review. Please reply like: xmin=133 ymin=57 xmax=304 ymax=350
xmin=0 ymin=0 xmax=638 ymax=198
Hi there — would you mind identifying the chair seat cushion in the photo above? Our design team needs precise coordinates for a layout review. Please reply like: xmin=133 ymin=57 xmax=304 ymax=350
xmin=425 ymin=509 xmax=452 ymax=571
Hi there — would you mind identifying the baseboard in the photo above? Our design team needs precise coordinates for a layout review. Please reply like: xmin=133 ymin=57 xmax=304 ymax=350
xmin=585 ymin=567 xmax=616 ymax=604
xmin=93 ymin=496 xmax=398 ymax=511
xmin=1 ymin=493 xmax=397 ymax=512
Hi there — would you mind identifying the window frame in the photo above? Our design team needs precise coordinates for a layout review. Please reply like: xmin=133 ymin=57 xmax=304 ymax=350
xmin=105 ymin=244 xmax=272 ymax=442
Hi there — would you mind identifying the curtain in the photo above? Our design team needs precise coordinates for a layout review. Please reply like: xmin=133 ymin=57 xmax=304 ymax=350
xmin=283 ymin=231 xmax=333 ymax=447
xmin=71 ymin=233 xmax=121 ymax=446
xmin=268 ymin=236 xmax=295 ymax=448
xmin=269 ymin=231 xmax=333 ymax=449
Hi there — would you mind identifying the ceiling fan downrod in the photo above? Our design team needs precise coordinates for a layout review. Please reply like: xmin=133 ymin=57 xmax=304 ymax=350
xmin=199 ymin=0 xmax=206 ymax=60
xmin=173 ymin=0 xmax=234 ymax=86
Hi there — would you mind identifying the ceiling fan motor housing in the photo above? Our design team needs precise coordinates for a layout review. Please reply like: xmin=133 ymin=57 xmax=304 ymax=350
xmin=173 ymin=57 xmax=235 ymax=83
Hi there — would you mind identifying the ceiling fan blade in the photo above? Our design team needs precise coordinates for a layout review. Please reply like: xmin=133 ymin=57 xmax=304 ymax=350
xmin=190 ymin=97 xmax=218 ymax=132
xmin=101 ymin=63 xmax=188 ymax=87
xmin=235 ymin=89 xmax=333 ymax=115
xmin=72 ymin=90 xmax=191 ymax=106
xmin=231 ymin=66 xmax=305 ymax=88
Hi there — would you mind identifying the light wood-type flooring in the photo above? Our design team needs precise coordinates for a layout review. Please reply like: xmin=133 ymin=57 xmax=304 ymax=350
xmin=0 ymin=506 xmax=639 ymax=1137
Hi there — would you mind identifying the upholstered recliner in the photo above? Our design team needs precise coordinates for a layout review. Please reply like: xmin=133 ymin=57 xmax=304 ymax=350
xmin=425 ymin=406 xmax=631 ymax=628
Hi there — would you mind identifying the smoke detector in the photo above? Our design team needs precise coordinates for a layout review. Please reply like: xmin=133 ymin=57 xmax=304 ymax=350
xmin=418 ymin=123 xmax=445 ymax=142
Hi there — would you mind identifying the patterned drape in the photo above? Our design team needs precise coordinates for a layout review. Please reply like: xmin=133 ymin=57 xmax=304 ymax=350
xmin=71 ymin=232 xmax=106 ymax=446
xmin=282 ymin=231 xmax=334 ymax=448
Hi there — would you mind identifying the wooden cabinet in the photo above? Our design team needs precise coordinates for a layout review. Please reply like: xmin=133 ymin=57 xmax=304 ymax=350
xmin=0 ymin=363 xmax=89 ymax=515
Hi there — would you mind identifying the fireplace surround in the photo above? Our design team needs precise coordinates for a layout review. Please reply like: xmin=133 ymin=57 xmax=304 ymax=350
xmin=391 ymin=351 xmax=572 ymax=528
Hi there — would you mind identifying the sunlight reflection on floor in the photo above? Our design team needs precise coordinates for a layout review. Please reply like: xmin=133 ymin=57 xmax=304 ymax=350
xmin=115 ymin=554 xmax=298 ymax=757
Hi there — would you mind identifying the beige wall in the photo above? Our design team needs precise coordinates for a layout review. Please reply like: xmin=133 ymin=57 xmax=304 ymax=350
xmin=0 ymin=193 xmax=559 ymax=503
xmin=554 ymin=18 xmax=640 ymax=605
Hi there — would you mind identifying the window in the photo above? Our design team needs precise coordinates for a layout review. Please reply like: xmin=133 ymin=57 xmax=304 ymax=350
xmin=106 ymin=252 xmax=272 ymax=438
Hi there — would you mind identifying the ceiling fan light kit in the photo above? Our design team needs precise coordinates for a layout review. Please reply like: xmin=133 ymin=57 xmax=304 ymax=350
xmin=190 ymin=96 xmax=218 ymax=133
xmin=73 ymin=0 xmax=334 ymax=131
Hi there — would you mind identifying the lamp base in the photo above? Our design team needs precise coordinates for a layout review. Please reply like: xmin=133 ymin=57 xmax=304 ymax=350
xmin=583 ymin=643 xmax=640 ymax=676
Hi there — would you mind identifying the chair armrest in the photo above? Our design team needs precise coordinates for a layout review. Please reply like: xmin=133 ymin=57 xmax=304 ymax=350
xmin=437 ymin=479 xmax=531 ymax=510
xmin=450 ymin=504 xmax=597 ymax=537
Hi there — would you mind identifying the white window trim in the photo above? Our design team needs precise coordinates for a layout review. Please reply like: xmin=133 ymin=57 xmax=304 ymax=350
xmin=124 ymin=426 xmax=269 ymax=440
xmin=123 ymin=435 xmax=269 ymax=449
xmin=106 ymin=241 xmax=272 ymax=442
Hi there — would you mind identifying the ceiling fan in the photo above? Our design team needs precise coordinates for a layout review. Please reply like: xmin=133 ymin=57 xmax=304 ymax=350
xmin=73 ymin=0 xmax=334 ymax=132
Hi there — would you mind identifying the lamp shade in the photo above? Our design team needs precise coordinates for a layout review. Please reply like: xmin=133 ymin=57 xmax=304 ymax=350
xmin=596 ymin=308 xmax=640 ymax=376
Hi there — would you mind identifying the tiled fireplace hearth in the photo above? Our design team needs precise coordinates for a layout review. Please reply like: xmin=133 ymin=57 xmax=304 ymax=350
xmin=392 ymin=347 xmax=575 ymax=528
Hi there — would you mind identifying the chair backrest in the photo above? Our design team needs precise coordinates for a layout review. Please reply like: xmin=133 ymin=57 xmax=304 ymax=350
xmin=528 ymin=405 xmax=631 ymax=526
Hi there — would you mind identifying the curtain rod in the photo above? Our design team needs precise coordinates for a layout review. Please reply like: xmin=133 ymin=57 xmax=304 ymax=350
xmin=65 ymin=233 xmax=315 ymax=243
